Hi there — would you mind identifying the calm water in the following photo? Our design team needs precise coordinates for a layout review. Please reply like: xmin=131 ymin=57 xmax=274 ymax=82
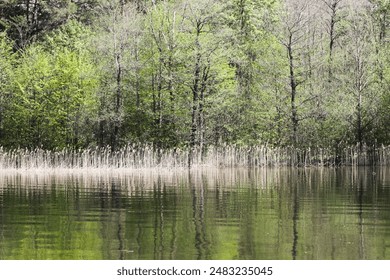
xmin=1 ymin=167 xmax=390 ymax=260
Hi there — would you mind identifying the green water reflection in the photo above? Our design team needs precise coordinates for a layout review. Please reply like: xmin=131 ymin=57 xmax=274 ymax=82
xmin=1 ymin=167 xmax=390 ymax=260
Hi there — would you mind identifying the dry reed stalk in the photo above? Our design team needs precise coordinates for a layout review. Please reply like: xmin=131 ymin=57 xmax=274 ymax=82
xmin=0 ymin=144 xmax=389 ymax=170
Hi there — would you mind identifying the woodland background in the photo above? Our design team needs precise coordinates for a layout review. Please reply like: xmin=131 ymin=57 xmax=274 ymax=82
xmin=0 ymin=0 xmax=389 ymax=156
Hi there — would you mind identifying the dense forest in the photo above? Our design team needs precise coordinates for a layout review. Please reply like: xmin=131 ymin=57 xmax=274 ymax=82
xmin=0 ymin=0 xmax=389 ymax=166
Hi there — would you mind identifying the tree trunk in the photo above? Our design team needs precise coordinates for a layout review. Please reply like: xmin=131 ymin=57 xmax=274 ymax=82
xmin=111 ymin=0 xmax=125 ymax=150
xmin=189 ymin=23 xmax=203 ymax=166
xmin=328 ymin=1 xmax=338 ymax=82
xmin=112 ymin=52 xmax=122 ymax=150
xmin=357 ymin=92 xmax=363 ymax=147
xmin=132 ymin=37 xmax=142 ymax=140
xmin=287 ymin=35 xmax=299 ymax=145
xmin=189 ymin=51 xmax=201 ymax=166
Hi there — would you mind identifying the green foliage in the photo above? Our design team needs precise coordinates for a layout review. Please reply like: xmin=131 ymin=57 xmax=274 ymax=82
xmin=1 ymin=22 xmax=98 ymax=149
xmin=0 ymin=32 xmax=15 ymax=141
xmin=0 ymin=0 xmax=390 ymax=153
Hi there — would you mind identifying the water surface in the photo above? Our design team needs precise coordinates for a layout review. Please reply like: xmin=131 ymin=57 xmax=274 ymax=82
xmin=1 ymin=167 xmax=390 ymax=260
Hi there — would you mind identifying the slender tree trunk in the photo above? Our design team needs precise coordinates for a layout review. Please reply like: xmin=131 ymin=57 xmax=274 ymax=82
xmin=26 ymin=0 xmax=31 ymax=27
xmin=113 ymin=51 xmax=122 ymax=149
xmin=198 ymin=85 xmax=204 ymax=161
xmin=156 ymin=58 xmax=163 ymax=155
xmin=31 ymin=0 xmax=39 ymax=39
xmin=189 ymin=22 xmax=203 ymax=166
xmin=135 ymin=47 xmax=142 ymax=139
xmin=322 ymin=0 xmax=342 ymax=82
xmin=377 ymin=8 xmax=387 ymax=82
xmin=328 ymin=3 xmax=336 ymax=81
xmin=357 ymin=92 xmax=363 ymax=147
xmin=287 ymin=35 xmax=299 ymax=145
xmin=111 ymin=0 xmax=125 ymax=150
xmin=189 ymin=52 xmax=200 ymax=166
xmin=354 ymin=43 xmax=366 ymax=149
xmin=198 ymin=64 xmax=209 ymax=160
xmin=356 ymin=54 xmax=364 ymax=148
xmin=167 ymin=52 xmax=174 ymax=110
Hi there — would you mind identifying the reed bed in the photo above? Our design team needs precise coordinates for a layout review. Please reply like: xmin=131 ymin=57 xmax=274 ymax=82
xmin=0 ymin=144 xmax=389 ymax=169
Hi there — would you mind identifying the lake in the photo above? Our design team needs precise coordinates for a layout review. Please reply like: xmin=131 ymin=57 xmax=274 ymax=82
xmin=1 ymin=167 xmax=390 ymax=260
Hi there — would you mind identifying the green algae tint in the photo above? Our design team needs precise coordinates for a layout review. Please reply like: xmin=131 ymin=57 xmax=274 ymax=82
xmin=1 ymin=167 xmax=390 ymax=260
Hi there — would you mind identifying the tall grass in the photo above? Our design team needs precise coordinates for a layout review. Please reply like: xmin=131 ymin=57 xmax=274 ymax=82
xmin=0 ymin=143 xmax=389 ymax=169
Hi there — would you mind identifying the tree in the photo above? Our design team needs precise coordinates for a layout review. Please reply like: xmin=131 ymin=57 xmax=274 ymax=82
xmin=180 ymin=0 xmax=233 ymax=163
xmin=277 ymin=0 xmax=318 ymax=145
xmin=369 ymin=0 xmax=390 ymax=143
xmin=93 ymin=1 xmax=144 ymax=149
xmin=143 ymin=1 xmax=185 ymax=148
xmin=320 ymin=0 xmax=345 ymax=81
xmin=2 ymin=21 xmax=98 ymax=149
xmin=342 ymin=7 xmax=377 ymax=146
xmin=219 ymin=0 xmax=283 ymax=145
xmin=44 ymin=21 xmax=99 ymax=148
